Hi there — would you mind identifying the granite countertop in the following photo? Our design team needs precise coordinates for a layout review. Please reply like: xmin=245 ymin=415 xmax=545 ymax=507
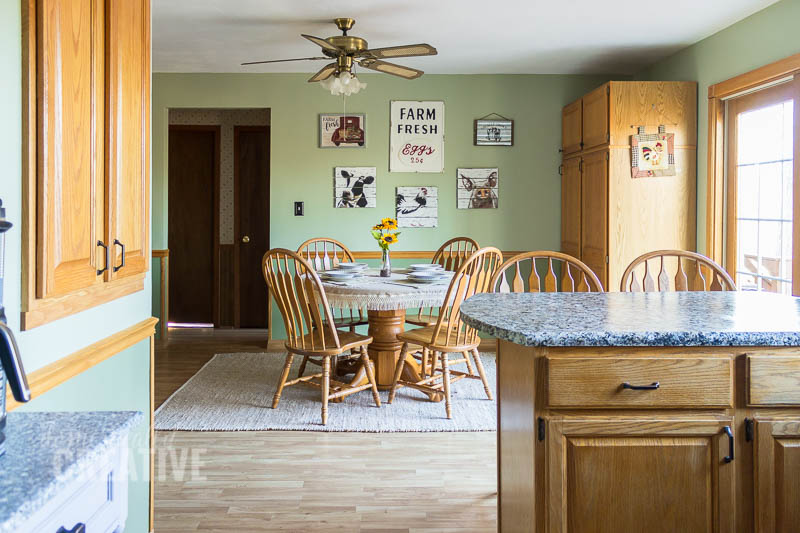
xmin=460 ymin=291 xmax=800 ymax=347
xmin=0 ymin=411 xmax=142 ymax=533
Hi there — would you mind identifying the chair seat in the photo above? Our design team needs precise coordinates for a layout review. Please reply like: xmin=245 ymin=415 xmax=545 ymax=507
xmin=405 ymin=312 xmax=439 ymax=327
xmin=397 ymin=326 xmax=477 ymax=352
xmin=287 ymin=330 xmax=373 ymax=357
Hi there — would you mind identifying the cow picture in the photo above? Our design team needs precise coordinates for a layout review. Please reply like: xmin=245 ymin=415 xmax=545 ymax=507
xmin=457 ymin=168 xmax=499 ymax=209
xmin=334 ymin=167 xmax=376 ymax=208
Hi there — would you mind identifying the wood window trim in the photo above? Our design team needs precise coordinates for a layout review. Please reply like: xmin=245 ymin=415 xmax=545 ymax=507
xmin=706 ymin=53 xmax=800 ymax=290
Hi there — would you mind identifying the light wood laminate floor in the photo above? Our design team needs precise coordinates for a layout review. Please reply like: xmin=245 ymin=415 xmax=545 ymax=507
xmin=154 ymin=329 xmax=498 ymax=532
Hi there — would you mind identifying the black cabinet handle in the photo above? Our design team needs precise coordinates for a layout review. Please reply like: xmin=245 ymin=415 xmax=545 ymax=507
xmin=621 ymin=381 xmax=660 ymax=390
xmin=723 ymin=426 xmax=734 ymax=463
xmin=97 ymin=240 xmax=109 ymax=275
xmin=113 ymin=239 xmax=125 ymax=272
xmin=57 ymin=523 xmax=86 ymax=533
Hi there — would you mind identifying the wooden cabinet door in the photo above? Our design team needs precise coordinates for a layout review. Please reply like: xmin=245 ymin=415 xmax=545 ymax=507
xmin=548 ymin=418 xmax=735 ymax=533
xmin=36 ymin=0 xmax=105 ymax=298
xmin=560 ymin=157 xmax=581 ymax=260
xmin=561 ymin=99 xmax=582 ymax=155
xmin=580 ymin=150 xmax=608 ymax=289
xmin=582 ymin=84 xmax=609 ymax=150
xmin=105 ymin=0 xmax=150 ymax=280
xmin=754 ymin=419 xmax=800 ymax=532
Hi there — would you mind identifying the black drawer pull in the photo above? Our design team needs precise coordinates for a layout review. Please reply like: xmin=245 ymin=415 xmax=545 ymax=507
xmin=57 ymin=523 xmax=86 ymax=533
xmin=97 ymin=240 xmax=109 ymax=275
xmin=113 ymin=239 xmax=125 ymax=272
xmin=621 ymin=381 xmax=660 ymax=391
xmin=723 ymin=426 xmax=734 ymax=463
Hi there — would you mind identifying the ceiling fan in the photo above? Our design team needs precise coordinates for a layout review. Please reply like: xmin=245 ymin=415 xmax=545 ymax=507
xmin=241 ymin=17 xmax=438 ymax=84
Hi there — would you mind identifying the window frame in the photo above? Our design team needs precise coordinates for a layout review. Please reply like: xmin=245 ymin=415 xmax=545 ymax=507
xmin=706 ymin=53 xmax=800 ymax=295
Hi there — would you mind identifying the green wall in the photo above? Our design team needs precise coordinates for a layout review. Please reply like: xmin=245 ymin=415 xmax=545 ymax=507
xmin=152 ymin=72 xmax=614 ymax=254
xmin=637 ymin=0 xmax=800 ymax=253
xmin=1 ymin=2 xmax=152 ymax=530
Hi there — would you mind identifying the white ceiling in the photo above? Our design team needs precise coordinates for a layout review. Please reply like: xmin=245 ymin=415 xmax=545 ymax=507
xmin=153 ymin=0 xmax=778 ymax=75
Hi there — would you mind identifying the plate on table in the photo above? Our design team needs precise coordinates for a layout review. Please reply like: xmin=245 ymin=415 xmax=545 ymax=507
xmin=320 ymin=270 xmax=360 ymax=281
xmin=337 ymin=262 xmax=368 ymax=270
xmin=407 ymin=271 xmax=448 ymax=283
xmin=409 ymin=263 xmax=444 ymax=271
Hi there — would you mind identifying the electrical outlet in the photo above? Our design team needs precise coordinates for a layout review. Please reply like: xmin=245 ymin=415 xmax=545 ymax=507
xmin=294 ymin=201 xmax=304 ymax=216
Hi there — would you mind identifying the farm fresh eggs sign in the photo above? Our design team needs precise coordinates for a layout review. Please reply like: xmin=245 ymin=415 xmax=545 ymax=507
xmin=389 ymin=101 xmax=444 ymax=173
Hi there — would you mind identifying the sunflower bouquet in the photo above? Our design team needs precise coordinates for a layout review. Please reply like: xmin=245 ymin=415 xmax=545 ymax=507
xmin=371 ymin=217 xmax=400 ymax=276
xmin=371 ymin=217 xmax=401 ymax=250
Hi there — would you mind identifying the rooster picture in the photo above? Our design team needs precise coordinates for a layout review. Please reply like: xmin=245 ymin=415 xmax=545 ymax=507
xmin=395 ymin=186 xmax=438 ymax=227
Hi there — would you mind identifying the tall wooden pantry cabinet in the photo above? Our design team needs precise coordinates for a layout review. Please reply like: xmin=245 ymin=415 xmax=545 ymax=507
xmin=561 ymin=81 xmax=697 ymax=291
xmin=21 ymin=0 xmax=151 ymax=329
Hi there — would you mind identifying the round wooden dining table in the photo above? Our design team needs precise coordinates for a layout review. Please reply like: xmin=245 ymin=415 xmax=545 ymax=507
xmin=318 ymin=268 xmax=453 ymax=394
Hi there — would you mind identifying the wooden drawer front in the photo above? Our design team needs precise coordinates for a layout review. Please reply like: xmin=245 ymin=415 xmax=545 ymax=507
xmin=547 ymin=357 xmax=733 ymax=408
xmin=748 ymin=355 xmax=800 ymax=405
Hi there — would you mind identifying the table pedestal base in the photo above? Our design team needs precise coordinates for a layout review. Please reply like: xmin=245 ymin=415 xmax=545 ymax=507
xmin=341 ymin=308 xmax=443 ymax=402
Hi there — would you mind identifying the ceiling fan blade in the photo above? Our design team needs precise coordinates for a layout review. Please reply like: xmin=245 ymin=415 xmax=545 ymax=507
xmin=358 ymin=59 xmax=423 ymax=79
xmin=358 ymin=43 xmax=437 ymax=60
xmin=301 ymin=34 xmax=341 ymax=53
xmin=241 ymin=56 xmax=328 ymax=66
xmin=308 ymin=63 xmax=337 ymax=83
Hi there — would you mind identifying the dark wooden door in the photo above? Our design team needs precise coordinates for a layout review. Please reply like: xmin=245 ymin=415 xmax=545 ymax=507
xmin=234 ymin=126 xmax=270 ymax=328
xmin=168 ymin=126 xmax=219 ymax=324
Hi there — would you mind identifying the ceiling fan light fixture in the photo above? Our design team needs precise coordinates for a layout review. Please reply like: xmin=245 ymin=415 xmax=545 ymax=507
xmin=321 ymin=71 xmax=367 ymax=96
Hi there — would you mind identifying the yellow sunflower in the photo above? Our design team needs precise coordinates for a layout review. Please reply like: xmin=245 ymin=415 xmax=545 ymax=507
xmin=381 ymin=233 xmax=399 ymax=245
xmin=372 ymin=223 xmax=386 ymax=230
xmin=381 ymin=217 xmax=398 ymax=230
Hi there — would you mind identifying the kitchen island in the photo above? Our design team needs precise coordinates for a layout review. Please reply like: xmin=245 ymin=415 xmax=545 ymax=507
xmin=461 ymin=291 xmax=800 ymax=533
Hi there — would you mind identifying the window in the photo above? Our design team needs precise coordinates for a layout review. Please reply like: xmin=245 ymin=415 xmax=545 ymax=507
xmin=726 ymin=82 xmax=795 ymax=294
xmin=706 ymin=54 xmax=800 ymax=296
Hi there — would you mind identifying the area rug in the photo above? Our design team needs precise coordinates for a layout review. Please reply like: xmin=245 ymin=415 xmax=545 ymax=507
xmin=155 ymin=352 xmax=497 ymax=432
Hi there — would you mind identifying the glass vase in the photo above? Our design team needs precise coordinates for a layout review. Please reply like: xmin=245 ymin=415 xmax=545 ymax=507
xmin=380 ymin=248 xmax=392 ymax=277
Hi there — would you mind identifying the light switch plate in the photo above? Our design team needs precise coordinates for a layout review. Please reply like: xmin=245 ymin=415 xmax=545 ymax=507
xmin=294 ymin=201 xmax=304 ymax=216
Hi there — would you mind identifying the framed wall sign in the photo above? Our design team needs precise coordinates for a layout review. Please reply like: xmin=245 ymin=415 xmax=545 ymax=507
xmin=319 ymin=113 xmax=366 ymax=148
xmin=389 ymin=101 xmax=444 ymax=173
xmin=334 ymin=167 xmax=376 ymax=208
xmin=474 ymin=114 xmax=513 ymax=146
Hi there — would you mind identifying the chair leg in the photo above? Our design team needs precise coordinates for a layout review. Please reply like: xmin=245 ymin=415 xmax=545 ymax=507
xmin=441 ymin=351 xmax=452 ymax=419
xmin=388 ymin=342 xmax=409 ymax=404
xmin=360 ymin=346 xmax=381 ymax=407
xmin=297 ymin=355 xmax=308 ymax=378
xmin=321 ymin=356 xmax=330 ymax=425
xmin=472 ymin=348 xmax=493 ymax=400
xmin=463 ymin=350 xmax=476 ymax=375
xmin=272 ymin=353 xmax=295 ymax=409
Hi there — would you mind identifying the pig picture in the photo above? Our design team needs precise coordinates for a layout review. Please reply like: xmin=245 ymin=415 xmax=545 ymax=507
xmin=457 ymin=168 xmax=499 ymax=209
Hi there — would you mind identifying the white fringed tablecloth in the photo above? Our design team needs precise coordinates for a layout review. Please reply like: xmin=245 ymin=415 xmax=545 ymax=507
xmin=317 ymin=268 xmax=453 ymax=311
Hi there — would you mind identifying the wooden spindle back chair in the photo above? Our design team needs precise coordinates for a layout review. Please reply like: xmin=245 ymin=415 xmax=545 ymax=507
xmin=490 ymin=251 xmax=604 ymax=293
xmin=406 ymin=236 xmax=480 ymax=327
xmin=389 ymin=247 xmax=504 ymax=419
xmin=620 ymin=250 xmax=736 ymax=292
xmin=262 ymin=249 xmax=380 ymax=425
xmin=295 ymin=238 xmax=367 ymax=368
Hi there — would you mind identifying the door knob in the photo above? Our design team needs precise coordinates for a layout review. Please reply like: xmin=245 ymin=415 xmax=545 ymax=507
xmin=242 ymin=235 xmax=250 ymax=243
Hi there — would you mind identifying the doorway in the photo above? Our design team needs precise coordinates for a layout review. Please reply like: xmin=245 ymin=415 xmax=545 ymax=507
xmin=234 ymin=126 xmax=271 ymax=328
xmin=167 ymin=125 xmax=220 ymax=326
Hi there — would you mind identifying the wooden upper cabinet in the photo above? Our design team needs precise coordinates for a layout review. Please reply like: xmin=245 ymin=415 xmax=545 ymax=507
xmin=582 ymin=84 xmax=609 ymax=150
xmin=105 ymin=0 xmax=150 ymax=280
xmin=36 ymin=0 xmax=105 ymax=298
xmin=754 ymin=419 xmax=800 ymax=533
xmin=561 ymin=99 xmax=583 ymax=155
xmin=22 ymin=0 xmax=151 ymax=328
xmin=580 ymin=150 xmax=608 ymax=290
xmin=548 ymin=418 xmax=735 ymax=533
xmin=560 ymin=157 xmax=581 ymax=259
